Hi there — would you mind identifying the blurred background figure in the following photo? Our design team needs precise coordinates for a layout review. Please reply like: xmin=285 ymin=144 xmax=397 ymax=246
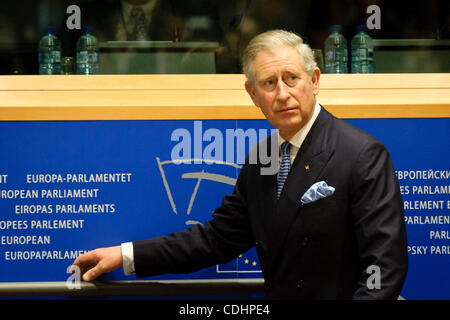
xmin=80 ymin=0 xmax=179 ymax=42
xmin=76 ymin=0 xmax=239 ymax=72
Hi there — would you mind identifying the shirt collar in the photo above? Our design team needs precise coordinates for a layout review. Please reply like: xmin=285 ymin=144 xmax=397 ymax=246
xmin=122 ymin=0 xmax=157 ymax=25
xmin=278 ymin=102 xmax=321 ymax=151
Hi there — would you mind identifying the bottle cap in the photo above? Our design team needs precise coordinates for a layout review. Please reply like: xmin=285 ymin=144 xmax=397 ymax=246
xmin=356 ymin=25 xmax=366 ymax=33
xmin=83 ymin=26 xmax=93 ymax=34
xmin=44 ymin=26 xmax=55 ymax=35
xmin=330 ymin=25 xmax=341 ymax=33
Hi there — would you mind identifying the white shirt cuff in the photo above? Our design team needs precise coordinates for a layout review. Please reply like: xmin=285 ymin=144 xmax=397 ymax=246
xmin=121 ymin=242 xmax=135 ymax=275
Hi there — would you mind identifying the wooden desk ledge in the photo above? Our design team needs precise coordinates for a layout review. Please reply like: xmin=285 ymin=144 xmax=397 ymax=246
xmin=0 ymin=74 xmax=449 ymax=120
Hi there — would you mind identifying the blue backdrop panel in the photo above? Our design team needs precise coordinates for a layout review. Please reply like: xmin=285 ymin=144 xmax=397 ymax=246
xmin=0 ymin=118 xmax=448 ymax=299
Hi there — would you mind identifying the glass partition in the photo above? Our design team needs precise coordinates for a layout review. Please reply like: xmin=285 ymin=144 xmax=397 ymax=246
xmin=0 ymin=0 xmax=448 ymax=75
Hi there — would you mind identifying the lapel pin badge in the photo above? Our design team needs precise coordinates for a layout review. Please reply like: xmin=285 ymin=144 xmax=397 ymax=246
xmin=305 ymin=165 xmax=310 ymax=171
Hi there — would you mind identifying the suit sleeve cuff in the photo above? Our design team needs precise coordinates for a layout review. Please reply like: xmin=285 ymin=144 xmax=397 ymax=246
xmin=121 ymin=242 xmax=135 ymax=275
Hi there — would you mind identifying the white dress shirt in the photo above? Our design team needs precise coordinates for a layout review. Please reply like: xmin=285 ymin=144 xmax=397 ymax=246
xmin=278 ymin=102 xmax=321 ymax=168
xmin=121 ymin=102 xmax=322 ymax=276
xmin=121 ymin=0 xmax=157 ymax=36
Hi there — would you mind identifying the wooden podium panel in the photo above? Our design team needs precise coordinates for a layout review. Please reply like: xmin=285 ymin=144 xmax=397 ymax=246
xmin=0 ymin=74 xmax=449 ymax=120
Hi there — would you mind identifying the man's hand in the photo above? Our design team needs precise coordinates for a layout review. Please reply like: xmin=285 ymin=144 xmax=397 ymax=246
xmin=72 ymin=245 xmax=123 ymax=281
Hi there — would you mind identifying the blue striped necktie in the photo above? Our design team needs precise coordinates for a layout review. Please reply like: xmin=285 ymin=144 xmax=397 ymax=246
xmin=277 ymin=141 xmax=291 ymax=199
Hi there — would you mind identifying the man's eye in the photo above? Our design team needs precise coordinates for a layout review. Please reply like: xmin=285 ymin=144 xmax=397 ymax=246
xmin=264 ymin=80 xmax=276 ymax=89
xmin=285 ymin=75 xmax=299 ymax=86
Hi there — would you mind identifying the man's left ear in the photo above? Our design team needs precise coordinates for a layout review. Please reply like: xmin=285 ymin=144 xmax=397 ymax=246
xmin=311 ymin=67 xmax=320 ymax=96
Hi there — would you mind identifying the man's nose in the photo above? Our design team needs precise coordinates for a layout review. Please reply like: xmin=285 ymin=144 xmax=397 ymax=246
xmin=276 ymin=80 xmax=290 ymax=101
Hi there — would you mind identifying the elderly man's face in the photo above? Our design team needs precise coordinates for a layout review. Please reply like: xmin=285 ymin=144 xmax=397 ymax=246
xmin=245 ymin=45 xmax=320 ymax=141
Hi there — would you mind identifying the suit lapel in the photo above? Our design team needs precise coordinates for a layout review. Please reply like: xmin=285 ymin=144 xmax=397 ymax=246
xmin=262 ymin=107 xmax=336 ymax=276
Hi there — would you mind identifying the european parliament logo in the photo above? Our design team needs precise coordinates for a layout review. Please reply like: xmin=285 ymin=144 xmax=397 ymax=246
xmin=156 ymin=156 xmax=261 ymax=274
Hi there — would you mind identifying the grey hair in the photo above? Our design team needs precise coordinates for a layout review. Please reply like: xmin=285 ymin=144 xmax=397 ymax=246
xmin=242 ymin=29 xmax=317 ymax=84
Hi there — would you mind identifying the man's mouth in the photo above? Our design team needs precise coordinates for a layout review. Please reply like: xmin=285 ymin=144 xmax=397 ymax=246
xmin=276 ymin=106 xmax=297 ymax=113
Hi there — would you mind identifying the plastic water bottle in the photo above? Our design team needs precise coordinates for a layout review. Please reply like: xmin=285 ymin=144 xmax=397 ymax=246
xmin=324 ymin=25 xmax=348 ymax=73
xmin=38 ymin=27 xmax=61 ymax=75
xmin=76 ymin=26 xmax=99 ymax=74
xmin=351 ymin=25 xmax=374 ymax=73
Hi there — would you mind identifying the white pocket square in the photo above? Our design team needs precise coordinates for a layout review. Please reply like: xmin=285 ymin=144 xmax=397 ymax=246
xmin=301 ymin=181 xmax=335 ymax=205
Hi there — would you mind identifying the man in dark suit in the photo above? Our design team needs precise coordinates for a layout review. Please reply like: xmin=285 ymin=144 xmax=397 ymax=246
xmin=73 ymin=29 xmax=408 ymax=299
xmin=71 ymin=0 xmax=238 ymax=72
xmin=78 ymin=0 xmax=178 ymax=42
